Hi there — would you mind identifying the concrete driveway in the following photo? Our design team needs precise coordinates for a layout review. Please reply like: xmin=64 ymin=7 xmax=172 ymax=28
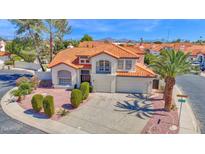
xmin=0 ymin=70 xmax=45 ymax=134
xmin=59 ymin=93 xmax=152 ymax=133
xmin=176 ymin=74 xmax=205 ymax=133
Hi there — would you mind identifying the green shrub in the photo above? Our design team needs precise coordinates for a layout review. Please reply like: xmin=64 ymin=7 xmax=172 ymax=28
xmin=43 ymin=95 xmax=55 ymax=117
xmin=11 ymin=54 xmax=22 ymax=61
xmin=31 ymin=94 xmax=44 ymax=112
xmin=4 ymin=60 xmax=13 ymax=65
xmin=19 ymin=82 xmax=33 ymax=95
xmin=11 ymin=89 xmax=27 ymax=102
xmin=20 ymin=49 xmax=37 ymax=63
xmin=16 ymin=77 xmax=30 ymax=86
xmin=30 ymin=76 xmax=39 ymax=89
xmin=89 ymin=85 xmax=93 ymax=93
xmin=70 ymin=89 xmax=83 ymax=108
xmin=80 ymin=82 xmax=89 ymax=100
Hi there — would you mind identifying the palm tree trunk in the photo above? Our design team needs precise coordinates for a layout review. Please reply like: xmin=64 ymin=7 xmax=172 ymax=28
xmin=164 ymin=77 xmax=175 ymax=111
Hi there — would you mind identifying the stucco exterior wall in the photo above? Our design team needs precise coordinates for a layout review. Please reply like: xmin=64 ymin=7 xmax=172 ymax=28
xmin=51 ymin=64 xmax=79 ymax=88
xmin=90 ymin=53 xmax=118 ymax=75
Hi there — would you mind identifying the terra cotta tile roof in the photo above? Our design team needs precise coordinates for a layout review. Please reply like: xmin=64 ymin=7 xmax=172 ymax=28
xmin=0 ymin=51 xmax=10 ymax=56
xmin=116 ymin=63 xmax=156 ymax=77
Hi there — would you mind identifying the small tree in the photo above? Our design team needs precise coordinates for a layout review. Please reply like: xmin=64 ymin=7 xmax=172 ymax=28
xmin=80 ymin=34 xmax=93 ymax=42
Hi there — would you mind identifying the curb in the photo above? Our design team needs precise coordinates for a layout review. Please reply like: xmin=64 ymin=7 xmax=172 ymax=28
xmin=174 ymin=85 xmax=201 ymax=134
xmin=0 ymin=88 xmax=88 ymax=134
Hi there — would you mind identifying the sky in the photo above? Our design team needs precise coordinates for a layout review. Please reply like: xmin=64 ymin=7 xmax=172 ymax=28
xmin=1 ymin=19 xmax=205 ymax=41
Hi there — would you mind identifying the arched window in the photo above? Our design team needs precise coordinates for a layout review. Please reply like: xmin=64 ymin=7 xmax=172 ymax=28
xmin=58 ymin=70 xmax=72 ymax=85
xmin=96 ymin=60 xmax=111 ymax=74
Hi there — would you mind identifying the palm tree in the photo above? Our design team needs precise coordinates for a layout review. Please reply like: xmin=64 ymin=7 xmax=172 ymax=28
xmin=150 ymin=50 xmax=192 ymax=111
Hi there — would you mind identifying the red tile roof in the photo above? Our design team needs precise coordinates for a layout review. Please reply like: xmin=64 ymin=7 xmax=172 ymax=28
xmin=48 ymin=41 xmax=155 ymax=77
xmin=117 ymin=63 xmax=156 ymax=77
xmin=0 ymin=52 xmax=10 ymax=56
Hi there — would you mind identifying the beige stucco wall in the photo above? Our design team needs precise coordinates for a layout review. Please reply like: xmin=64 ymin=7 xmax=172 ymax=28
xmin=116 ymin=77 xmax=153 ymax=94
xmin=51 ymin=64 xmax=80 ymax=88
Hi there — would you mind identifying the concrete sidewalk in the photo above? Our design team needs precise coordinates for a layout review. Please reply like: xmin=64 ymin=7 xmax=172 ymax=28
xmin=174 ymin=86 xmax=201 ymax=134
xmin=0 ymin=88 xmax=88 ymax=134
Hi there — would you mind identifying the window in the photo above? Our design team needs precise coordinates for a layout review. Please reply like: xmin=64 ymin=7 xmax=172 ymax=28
xmin=96 ymin=60 xmax=111 ymax=74
xmin=117 ymin=59 xmax=133 ymax=70
xmin=79 ymin=56 xmax=90 ymax=64
xmin=118 ymin=60 xmax=124 ymax=69
xmin=58 ymin=70 xmax=71 ymax=85
xmin=125 ymin=60 xmax=132 ymax=70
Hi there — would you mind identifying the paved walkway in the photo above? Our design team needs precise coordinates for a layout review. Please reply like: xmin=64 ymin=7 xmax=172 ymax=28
xmin=0 ymin=70 xmax=44 ymax=134
xmin=176 ymin=74 xmax=204 ymax=133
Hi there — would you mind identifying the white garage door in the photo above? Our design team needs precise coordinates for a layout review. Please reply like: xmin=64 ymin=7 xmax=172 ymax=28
xmin=116 ymin=77 xmax=150 ymax=93
xmin=93 ymin=75 xmax=112 ymax=92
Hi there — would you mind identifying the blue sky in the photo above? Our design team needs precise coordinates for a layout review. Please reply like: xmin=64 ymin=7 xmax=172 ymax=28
xmin=1 ymin=19 xmax=205 ymax=41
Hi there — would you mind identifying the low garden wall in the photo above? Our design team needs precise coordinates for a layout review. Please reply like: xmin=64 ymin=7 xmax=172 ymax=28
xmin=35 ymin=71 xmax=52 ymax=80
xmin=15 ymin=61 xmax=41 ymax=71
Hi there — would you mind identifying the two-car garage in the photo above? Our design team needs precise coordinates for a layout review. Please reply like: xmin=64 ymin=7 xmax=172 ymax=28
xmin=92 ymin=74 xmax=153 ymax=94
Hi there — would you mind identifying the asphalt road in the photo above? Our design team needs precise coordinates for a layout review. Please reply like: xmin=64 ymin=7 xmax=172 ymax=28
xmin=176 ymin=74 xmax=205 ymax=133
xmin=0 ymin=70 xmax=45 ymax=134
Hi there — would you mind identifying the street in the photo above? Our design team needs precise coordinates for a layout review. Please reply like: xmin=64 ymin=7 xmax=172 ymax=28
xmin=176 ymin=74 xmax=205 ymax=133
xmin=0 ymin=70 xmax=45 ymax=134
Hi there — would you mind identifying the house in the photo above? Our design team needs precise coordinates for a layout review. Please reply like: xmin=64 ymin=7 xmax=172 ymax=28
xmin=0 ymin=40 xmax=10 ymax=66
xmin=0 ymin=40 xmax=6 ymax=51
xmin=48 ymin=41 xmax=156 ymax=94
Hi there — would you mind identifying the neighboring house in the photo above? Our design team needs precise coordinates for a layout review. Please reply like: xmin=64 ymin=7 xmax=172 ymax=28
xmin=0 ymin=40 xmax=6 ymax=51
xmin=0 ymin=40 xmax=10 ymax=66
xmin=48 ymin=42 xmax=156 ymax=94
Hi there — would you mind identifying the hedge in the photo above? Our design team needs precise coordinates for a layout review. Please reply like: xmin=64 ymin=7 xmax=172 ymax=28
xmin=80 ymin=82 xmax=89 ymax=100
xmin=71 ymin=89 xmax=83 ymax=108
xmin=31 ymin=94 xmax=44 ymax=112
xmin=43 ymin=95 xmax=55 ymax=117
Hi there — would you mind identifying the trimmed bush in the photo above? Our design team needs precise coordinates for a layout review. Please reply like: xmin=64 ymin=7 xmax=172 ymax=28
xmin=70 ymin=89 xmax=83 ymax=108
xmin=31 ymin=94 xmax=44 ymax=112
xmin=16 ymin=77 xmax=30 ymax=86
xmin=80 ymin=82 xmax=89 ymax=100
xmin=43 ymin=95 xmax=55 ymax=117
xmin=89 ymin=86 xmax=93 ymax=93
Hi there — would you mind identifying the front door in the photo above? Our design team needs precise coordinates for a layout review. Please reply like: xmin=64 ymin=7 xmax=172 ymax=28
xmin=81 ymin=70 xmax=90 ymax=83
